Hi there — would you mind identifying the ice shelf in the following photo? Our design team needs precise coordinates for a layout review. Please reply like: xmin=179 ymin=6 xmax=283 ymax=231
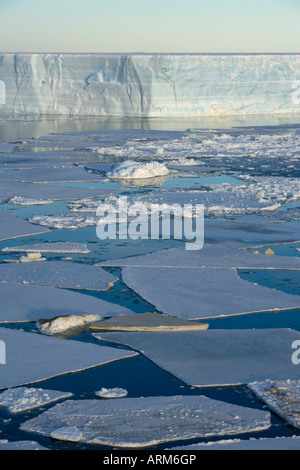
xmin=0 ymin=54 xmax=300 ymax=117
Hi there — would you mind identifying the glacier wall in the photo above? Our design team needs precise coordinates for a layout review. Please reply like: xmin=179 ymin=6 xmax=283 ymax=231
xmin=0 ymin=53 xmax=300 ymax=117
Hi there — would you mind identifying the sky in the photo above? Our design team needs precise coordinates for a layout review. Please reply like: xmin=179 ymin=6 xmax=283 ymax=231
xmin=0 ymin=0 xmax=299 ymax=53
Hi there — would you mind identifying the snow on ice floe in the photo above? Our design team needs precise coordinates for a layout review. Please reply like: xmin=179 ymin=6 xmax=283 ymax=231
xmin=0 ymin=209 xmax=50 ymax=241
xmin=0 ymin=327 xmax=137 ymax=390
xmin=120 ymin=266 xmax=300 ymax=320
xmin=37 ymin=314 xmax=102 ymax=336
xmin=0 ymin=387 xmax=73 ymax=413
xmin=95 ymin=387 xmax=128 ymax=399
xmin=167 ymin=436 xmax=300 ymax=451
xmin=28 ymin=214 xmax=98 ymax=230
xmin=0 ymin=261 xmax=117 ymax=291
xmin=90 ymin=312 xmax=208 ymax=332
xmin=2 ymin=242 xmax=90 ymax=254
xmin=248 ymin=380 xmax=300 ymax=430
xmin=107 ymin=160 xmax=169 ymax=180
xmin=0 ymin=440 xmax=48 ymax=450
xmin=94 ymin=329 xmax=300 ymax=387
xmin=19 ymin=395 xmax=271 ymax=448
xmin=0 ymin=282 xmax=134 ymax=323
xmin=8 ymin=196 xmax=54 ymax=206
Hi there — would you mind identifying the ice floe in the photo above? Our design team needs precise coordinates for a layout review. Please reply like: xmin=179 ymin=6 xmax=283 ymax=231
xmin=167 ymin=436 xmax=300 ymax=450
xmin=37 ymin=314 xmax=101 ymax=336
xmin=107 ymin=160 xmax=169 ymax=179
xmin=90 ymin=312 xmax=209 ymax=332
xmin=248 ymin=379 xmax=300 ymax=429
xmin=120 ymin=266 xmax=300 ymax=319
xmin=19 ymin=395 xmax=271 ymax=448
xmin=0 ymin=261 xmax=117 ymax=291
xmin=8 ymin=196 xmax=54 ymax=206
xmin=2 ymin=242 xmax=90 ymax=254
xmin=0 ymin=327 xmax=138 ymax=390
xmin=94 ymin=329 xmax=300 ymax=387
xmin=0 ymin=209 xmax=50 ymax=241
xmin=95 ymin=387 xmax=128 ymax=399
xmin=0 ymin=440 xmax=48 ymax=450
xmin=0 ymin=282 xmax=134 ymax=323
xmin=0 ymin=166 xmax=106 ymax=183
xmin=28 ymin=214 xmax=98 ymax=230
xmin=0 ymin=387 xmax=73 ymax=413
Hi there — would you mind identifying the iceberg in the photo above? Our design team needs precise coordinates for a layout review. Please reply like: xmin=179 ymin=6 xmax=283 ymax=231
xmin=0 ymin=54 xmax=300 ymax=117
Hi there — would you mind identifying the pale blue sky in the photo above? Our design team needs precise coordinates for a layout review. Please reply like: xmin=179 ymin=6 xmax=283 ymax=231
xmin=0 ymin=0 xmax=299 ymax=53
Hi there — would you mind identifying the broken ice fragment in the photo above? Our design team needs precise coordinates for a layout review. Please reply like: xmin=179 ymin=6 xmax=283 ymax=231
xmin=0 ymin=387 xmax=73 ymax=413
xmin=95 ymin=388 xmax=128 ymax=399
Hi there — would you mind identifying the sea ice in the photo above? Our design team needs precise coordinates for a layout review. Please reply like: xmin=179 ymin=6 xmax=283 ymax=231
xmin=95 ymin=387 xmax=128 ymax=399
xmin=0 ymin=282 xmax=134 ymax=323
xmin=107 ymin=160 xmax=169 ymax=179
xmin=2 ymin=242 xmax=90 ymax=254
xmin=19 ymin=253 xmax=46 ymax=263
xmin=8 ymin=196 xmax=54 ymax=206
xmin=121 ymin=266 xmax=300 ymax=319
xmin=0 ymin=166 xmax=105 ymax=183
xmin=28 ymin=214 xmax=98 ymax=230
xmin=248 ymin=379 xmax=300 ymax=429
xmin=90 ymin=312 xmax=209 ymax=332
xmin=19 ymin=395 xmax=270 ymax=448
xmin=94 ymin=329 xmax=300 ymax=387
xmin=0 ymin=327 xmax=138 ymax=390
xmin=37 ymin=314 xmax=102 ymax=336
xmin=0 ymin=440 xmax=48 ymax=450
xmin=167 ymin=436 xmax=300 ymax=450
xmin=0 ymin=261 xmax=117 ymax=291
xmin=0 ymin=209 xmax=50 ymax=241
xmin=0 ymin=387 xmax=73 ymax=413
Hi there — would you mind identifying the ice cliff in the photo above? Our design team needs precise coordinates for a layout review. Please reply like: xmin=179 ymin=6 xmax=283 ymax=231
xmin=0 ymin=53 xmax=299 ymax=117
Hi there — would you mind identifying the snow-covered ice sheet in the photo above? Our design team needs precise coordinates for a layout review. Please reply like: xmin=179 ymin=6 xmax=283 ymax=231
xmin=121 ymin=266 xmax=300 ymax=319
xmin=167 ymin=436 xmax=300 ymax=450
xmin=0 ymin=327 xmax=138 ymax=390
xmin=248 ymin=380 xmax=300 ymax=429
xmin=19 ymin=395 xmax=271 ymax=448
xmin=95 ymin=329 xmax=300 ymax=387
xmin=0 ymin=209 xmax=50 ymax=241
xmin=0 ymin=261 xmax=117 ymax=291
xmin=0 ymin=387 xmax=73 ymax=413
xmin=0 ymin=282 xmax=134 ymax=323
xmin=2 ymin=242 xmax=90 ymax=254
xmin=90 ymin=312 xmax=209 ymax=332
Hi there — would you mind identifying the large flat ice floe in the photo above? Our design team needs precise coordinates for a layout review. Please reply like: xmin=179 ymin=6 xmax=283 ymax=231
xmin=248 ymin=379 xmax=300 ymax=429
xmin=0 ymin=327 xmax=137 ymax=390
xmin=0 ymin=387 xmax=73 ymax=413
xmin=168 ymin=436 xmax=300 ymax=450
xmin=19 ymin=395 xmax=271 ymax=448
xmin=121 ymin=266 xmax=300 ymax=319
xmin=1 ymin=54 xmax=299 ymax=117
xmin=0 ymin=282 xmax=134 ymax=323
xmin=2 ymin=242 xmax=90 ymax=254
xmin=95 ymin=329 xmax=300 ymax=387
xmin=0 ymin=261 xmax=117 ymax=291
xmin=0 ymin=209 xmax=50 ymax=241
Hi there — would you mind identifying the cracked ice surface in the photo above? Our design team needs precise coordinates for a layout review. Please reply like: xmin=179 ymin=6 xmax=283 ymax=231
xmin=19 ymin=395 xmax=271 ymax=448
xmin=94 ymin=329 xmax=300 ymax=387
xmin=0 ymin=261 xmax=116 ymax=291
xmin=0 ymin=387 xmax=73 ymax=413
xmin=0 ymin=282 xmax=134 ymax=322
xmin=248 ymin=380 xmax=300 ymax=429
xmin=0 ymin=327 xmax=137 ymax=390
